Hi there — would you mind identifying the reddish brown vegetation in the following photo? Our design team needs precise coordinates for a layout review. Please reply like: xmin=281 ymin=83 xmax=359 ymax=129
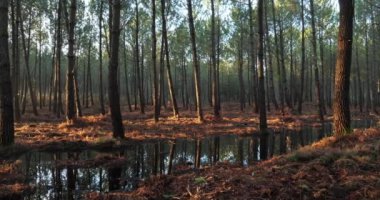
xmin=87 ymin=128 xmax=380 ymax=200
xmin=12 ymin=104 xmax=376 ymax=149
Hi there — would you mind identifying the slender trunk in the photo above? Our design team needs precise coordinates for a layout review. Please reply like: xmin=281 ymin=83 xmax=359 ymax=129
xmin=123 ymin=32 xmax=132 ymax=112
xmin=11 ymin=0 xmax=21 ymax=121
xmin=365 ymin=25 xmax=371 ymax=112
xmin=355 ymin=41 xmax=363 ymax=112
xmin=87 ymin=38 xmax=94 ymax=106
xmin=152 ymin=0 xmax=159 ymax=121
xmin=211 ymin=0 xmax=220 ymax=117
xmin=135 ymin=0 xmax=144 ymax=114
xmin=187 ymin=0 xmax=203 ymax=122
xmin=238 ymin=32 xmax=245 ymax=112
xmin=248 ymin=0 xmax=258 ymax=113
xmin=98 ymin=0 xmax=105 ymax=115
xmin=159 ymin=36 xmax=166 ymax=110
xmin=278 ymin=19 xmax=291 ymax=108
xmin=298 ymin=0 xmax=306 ymax=114
xmin=108 ymin=0 xmax=124 ymax=138
xmin=271 ymin=0 xmax=284 ymax=114
xmin=310 ymin=0 xmax=324 ymax=122
xmin=65 ymin=0 xmax=76 ymax=121
xmin=38 ymin=23 xmax=42 ymax=109
xmin=161 ymin=0 xmax=179 ymax=118
xmin=319 ymin=22 xmax=327 ymax=114
xmin=54 ymin=0 xmax=63 ymax=118
xmin=258 ymin=0 xmax=267 ymax=131
xmin=74 ymin=62 xmax=82 ymax=117
xmin=20 ymin=6 xmax=39 ymax=116
xmin=264 ymin=2 xmax=278 ymax=110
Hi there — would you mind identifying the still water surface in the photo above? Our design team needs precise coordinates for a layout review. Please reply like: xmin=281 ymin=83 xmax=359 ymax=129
xmin=20 ymin=120 xmax=373 ymax=199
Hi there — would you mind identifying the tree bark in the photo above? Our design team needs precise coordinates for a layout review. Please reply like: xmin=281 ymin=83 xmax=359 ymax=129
xmin=238 ymin=30 xmax=245 ymax=112
xmin=264 ymin=1 xmax=278 ymax=110
xmin=257 ymin=0 xmax=267 ymax=131
xmin=152 ymin=0 xmax=159 ymax=121
xmin=258 ymin=0 xmax=268 ymax=161
xmin=11 ymin=0 xmax=21 ymax=121
xmin=271 ymin=0 xmax=284 ymax=114
xmin=108 ymin=0 xmax=124 ymax=138
xmin=187 ymin=0 xmax=203 ymax=122
xmin=333 ymin=0 xmax=354 ymax=136
xmin=298 ymin=0 xmax=306 ymax=114
xmin=65 ymin=0 xmax=76 ymax=121
xmin=248 ymin=0 xmax=258 ymax=113
xmin=0 ymin=0 xmax=15 ymax=146
xmin=211 ymin=0 xmax=220 ymax=117
xmin=355 ymin=41 xmax=363 ymax=112
xmin=123 ymin=32 xmax=132 ymax=112
xmin=135 ymin=0 xmax=144 ymax=114
xmin=20 ymin=4 xmax=39 ymax=116
xmin=161 ymin=0 xmax=179 ymax=118
xmin=98 ymin=0 xmax=105 ymax=115
xmin=310 ymin=0 xmax=324 ymax=122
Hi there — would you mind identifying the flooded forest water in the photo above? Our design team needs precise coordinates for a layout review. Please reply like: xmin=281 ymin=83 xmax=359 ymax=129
xmin=20 ymin=120 xmax=373 ymax=199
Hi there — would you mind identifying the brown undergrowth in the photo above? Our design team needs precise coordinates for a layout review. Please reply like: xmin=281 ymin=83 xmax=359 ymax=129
xmin=87 ymin=128 xmax=380 ymax=200
xmin=0 ymin=104 xmax=378 ymax=199
xmin=10 ymin=103 xmax=377 ymax=152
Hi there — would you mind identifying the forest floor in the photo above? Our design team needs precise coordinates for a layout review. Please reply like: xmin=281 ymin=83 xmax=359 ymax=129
xmin=0 ymin=103 xmax=379 ymax=199
xmin=3 ymin=103 xmax=377 ymax=156
xmin=86 ymin=127 xmax=380 ymax=200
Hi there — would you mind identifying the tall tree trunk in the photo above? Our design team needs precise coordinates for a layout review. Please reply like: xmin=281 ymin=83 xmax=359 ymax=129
xmin=333 ymin=0 xmax=354 ymax=136
xmin=318 ymin=20 xmax=327 ymax=114
xmin=364 ymin=24 xmax=371 ymax=112
xmin=38 ymin=24 xmax=42 ymax=109
xmin=298 ymin=0 xmax=306 ymax=114
xmin=65 ymin=0 xmax=76 ymax=121
xmin=248 ymin=0 xmax=258 ymax=113
xmin=310 ymin=0 xmax=324 ymax=122
xmin=82 ymin=63 xmax=86 ymax=107
xmin=187 ymin=0 xmax=203 ymax=122
xmin=0 ymin=0 xmax=15 ymax=146
xmin=140 ymin=44 xmax=145 ymax=108
xmin=152 ymin=0 xmax=159 ymax=121
xmin=278 ymin=18 xmax=291 ymax=108
xmin=271 ymin=0 xmax=284 ymax=114
xmin=161 ymin=0 xmax=179 ymax=118
xmin=87 ymin=38 xmax=94 ymax=107
xmin=258 ymin=0 xmax=268 ymax=160
xmin=74 ymin=63 xmax=82 ymax=117
xmin=238 ymin=31 xmax=245 ymax=112
xmin=108 ymin=0 xmax=124 ymax=138
xmin=264 ymin=1 xmax=278 ymax=110
xmin=98 ymin=0 xmax=105 ymax=115
xmin=54 ymin=0 xmax=63 ymax=118
xmin=135 ymin=0 xmax=144 ymax=114
xmin=20 ymin=5 xmax=39 ymax=116
xmin=370 ymin=5 xmax=378 ymax=112
xmin=355 ymin=41 xmax=363 ymax=112
xmin=211 ymin=0 xmax=220 ymax=117
xmin=123 ymin=32 xmax=132 ymax=112
xmin=11 ymin=0 xmax=21 ymax=121
xmin=159 ymin=36 xmax=166 ymax=110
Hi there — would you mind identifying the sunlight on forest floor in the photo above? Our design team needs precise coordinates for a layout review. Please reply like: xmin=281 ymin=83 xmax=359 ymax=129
xmin=11 ymin=103 xmax=377 ymax=150
xmin=0 ymin=103 xmax=379 ymax=199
